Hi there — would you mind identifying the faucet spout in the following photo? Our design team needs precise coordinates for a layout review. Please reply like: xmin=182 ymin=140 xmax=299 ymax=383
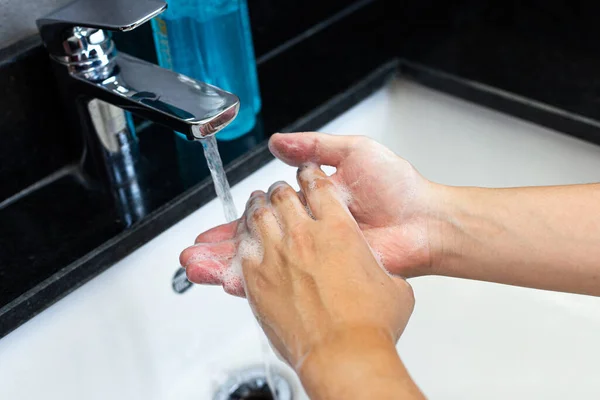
xmin=37 ymin=0 xmax=239 ymax=140
xmin=73 ymin=52 xmax=240 ymax=140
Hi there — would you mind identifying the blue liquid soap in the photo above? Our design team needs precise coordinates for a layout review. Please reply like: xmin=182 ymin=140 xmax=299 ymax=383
xmin=151 ymin=0 xmax=261 ymax=141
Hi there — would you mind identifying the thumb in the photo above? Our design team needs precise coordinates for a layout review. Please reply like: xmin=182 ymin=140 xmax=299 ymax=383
xmin=268 ymin=132 xmax=358 ymax=167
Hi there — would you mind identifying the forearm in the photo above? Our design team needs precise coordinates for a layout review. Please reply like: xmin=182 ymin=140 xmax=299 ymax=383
xmin=298 ymin=327 xmax=424 ymax=400
xmin=431 ymin=183 xmax=600 ymax=295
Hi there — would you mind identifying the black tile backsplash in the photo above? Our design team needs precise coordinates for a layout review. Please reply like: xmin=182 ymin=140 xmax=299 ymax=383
xmin=0 ymin=37 xmax=79 ymax=202
xmin=394 ymin=0 xmax=600 ymax=125
xmin=248 ymin=0 xmax=360 ymax=57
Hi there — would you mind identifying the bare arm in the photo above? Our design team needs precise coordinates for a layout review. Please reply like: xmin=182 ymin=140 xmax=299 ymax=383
xmin=299 ymin=328 xmax=424 ymax=399
xmin=431 ymin=183 xmax=600 ymax=296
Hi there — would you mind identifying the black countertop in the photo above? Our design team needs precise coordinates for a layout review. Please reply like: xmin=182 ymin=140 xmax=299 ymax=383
xmin=3 ymin=0 xmax=600 ymax=338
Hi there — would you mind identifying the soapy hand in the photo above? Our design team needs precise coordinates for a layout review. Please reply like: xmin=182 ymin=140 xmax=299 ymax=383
xmin=181 ymin=132 xmax=437 ymax=296
xmin=268 ymin=132 xmax=436 ymax=276
xmin=218 ymin=167 xmax=415 ymax=369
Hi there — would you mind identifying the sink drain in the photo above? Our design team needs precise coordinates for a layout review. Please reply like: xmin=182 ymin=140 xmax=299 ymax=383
xmin=213 ymin=366 xmax=293 ymax=400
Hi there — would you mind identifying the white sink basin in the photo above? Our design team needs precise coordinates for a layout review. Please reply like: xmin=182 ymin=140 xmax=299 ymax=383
xmin=2 ymin=79 xmax=600 ymax=399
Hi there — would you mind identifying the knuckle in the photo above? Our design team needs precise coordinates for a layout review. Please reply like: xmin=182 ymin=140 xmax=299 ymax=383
xmin=246 ymin=196 xmax=258 ymax=209
xmin=251 ymin=206 xmax=270 ymax=222
xmin=270 ymin=185 xmax=295 ymax=203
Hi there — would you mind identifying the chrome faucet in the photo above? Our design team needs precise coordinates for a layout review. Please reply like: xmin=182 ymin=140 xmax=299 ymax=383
xmin=36 ymin=0 xmax=240 ymax=224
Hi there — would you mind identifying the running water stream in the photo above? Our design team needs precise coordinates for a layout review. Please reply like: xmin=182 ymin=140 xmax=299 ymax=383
xmin=201 ymin=136 xmax=238 ymax=222
xmin=201 ymin=135 xmax=278 ymax=399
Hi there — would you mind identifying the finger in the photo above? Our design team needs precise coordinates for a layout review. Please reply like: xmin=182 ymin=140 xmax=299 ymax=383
xmin=268 ymin=132 xmax=360 ymax=167
xmin=180 ymin=241 xmax=236 ymax=284
xmin=194 ymin=220 xmax=239 ymax=244
xmin=223 ymin=274 xmax=246 ymax=297
xmin=268 ymin=181 xmax=311 ymax=228
xmin=186 ymin=259 xmax=227 ymax=285
xmin=296 ymin=190 xmax=314 ymax=219
xmin=244 ymin=191 xmax=282 ymax=242
xmin=296 ymin=164 xmax=348 ymax=219
xmin=297 ymin=190 xmax=307 ymax=206
xmin=245 ymin=189 xmax=266 ymax=209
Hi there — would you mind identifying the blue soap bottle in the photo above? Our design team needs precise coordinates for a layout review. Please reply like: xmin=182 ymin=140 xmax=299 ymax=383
xmin=151 ymin=0 xmax=261 ymax=141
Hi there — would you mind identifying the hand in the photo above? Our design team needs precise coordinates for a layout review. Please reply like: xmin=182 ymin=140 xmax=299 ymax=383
xmin=181 ymin=132 xmax=440 ymax=296
xmin=268 ymin=132 xmax=438 ymax=276
xmin=225 ymin=166 xmax=415 ymax=370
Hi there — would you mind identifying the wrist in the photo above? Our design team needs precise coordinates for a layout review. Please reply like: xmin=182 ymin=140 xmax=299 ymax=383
xmin=424 ymin=183 xmax=469 ymax=275
xmin=298 ymin=327 xmax=421 ymax=399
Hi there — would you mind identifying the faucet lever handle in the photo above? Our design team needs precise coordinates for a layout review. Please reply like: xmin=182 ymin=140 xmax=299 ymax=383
xmin=37 ymin=0 xmax=166 ymax=54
